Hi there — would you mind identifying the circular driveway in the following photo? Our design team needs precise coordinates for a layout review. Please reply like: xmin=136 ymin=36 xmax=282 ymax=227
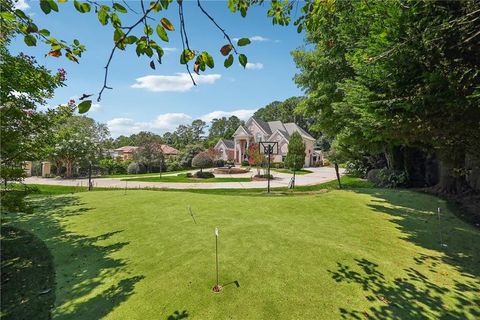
xmin=24 ymin=167 xmax=343 ymax=190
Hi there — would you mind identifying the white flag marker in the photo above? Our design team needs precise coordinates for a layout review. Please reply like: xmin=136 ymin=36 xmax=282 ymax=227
xmin=215 ymin=227 xmax=219 ymax=237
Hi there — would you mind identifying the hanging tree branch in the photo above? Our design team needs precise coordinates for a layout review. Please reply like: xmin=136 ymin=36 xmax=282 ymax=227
xmin=98 ymin=0 xmax=161 ymax=101
xmin=178 ymin=0 xmax=196 ymax=85
xmin=197 ymin=0 xmax=238 ymax=55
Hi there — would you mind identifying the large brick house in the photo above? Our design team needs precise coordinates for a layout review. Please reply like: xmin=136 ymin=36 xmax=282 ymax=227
xmin=214 ymin=117 xmax=316 ymax=167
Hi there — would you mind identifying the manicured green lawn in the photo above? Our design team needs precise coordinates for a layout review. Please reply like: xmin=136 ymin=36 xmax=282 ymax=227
xmin=2 ymin=187 xmax=479 ymax=319
xmin=123 ymin=173 xmax=252 ymax=183
xmin=97 ymin=170 xmax=188 ymax=179
xmin=271 ymin=168 xmax=313 ymax=175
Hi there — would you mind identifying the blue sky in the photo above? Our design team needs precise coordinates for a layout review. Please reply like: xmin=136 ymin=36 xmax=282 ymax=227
xmin=11 ymin=0 xmax=305 ymax=136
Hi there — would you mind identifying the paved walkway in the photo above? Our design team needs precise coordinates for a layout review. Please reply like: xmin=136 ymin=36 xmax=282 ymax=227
xmin=24 ymin=167 xmax=343 ymax=190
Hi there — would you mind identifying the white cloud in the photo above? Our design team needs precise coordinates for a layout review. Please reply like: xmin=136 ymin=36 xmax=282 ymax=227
xmin=233 ymin=35 xmax=271 ymax=42
xmin=90 ymin=103 xmax=102 ymax=112
xmin=106 ymin=109 xmax=259 ymax=137
xmin=131 ymin=73 xmax=221 ymax=92
xmin=245 ymin=62 xmax=264 ymax=70
xmin=14 ymin=0 xmax=30 ymax=10
xmin=163 ymin=47 xmax=177 ymax=53
xmin=107 ymin=113 xmax=192 ymax=137
xmin=200 ymin=109 xmax=257 ymax=123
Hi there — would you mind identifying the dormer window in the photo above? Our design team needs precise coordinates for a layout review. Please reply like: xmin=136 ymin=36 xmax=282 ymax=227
xmin=255 ymin=133 xmax=262 ymax=142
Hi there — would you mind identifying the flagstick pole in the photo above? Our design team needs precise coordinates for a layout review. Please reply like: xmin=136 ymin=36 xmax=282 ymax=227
xmin=213 ymin=227 xmax=222 ymax=292
xmin=215 ymin=231 xmax=219 ymax=287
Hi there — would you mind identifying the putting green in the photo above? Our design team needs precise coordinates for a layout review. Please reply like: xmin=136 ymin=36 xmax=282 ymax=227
xmin=3 ymin=189 xmax=479 ymax=319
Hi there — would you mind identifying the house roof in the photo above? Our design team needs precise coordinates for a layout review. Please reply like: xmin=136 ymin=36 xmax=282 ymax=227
xmin=238 ymin=117 xmax=315 ymax=141
xmin=221 ymin=139 xmax=235 ymax=149
xmin=114 ymin=146 xmax=138 ymax=153
xmin=159 ymin=144 xmax=179 ymax=155
xmin=283 ymin=123 xmax=315 ymax=140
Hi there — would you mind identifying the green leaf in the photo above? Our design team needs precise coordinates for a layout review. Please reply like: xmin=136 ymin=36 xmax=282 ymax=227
xmin=73 ymin=39 xmax=80 ymax=46
xmin=239 ymin=54 xmax=247 ymax=68
xmin=224 ymin=54 xmax=234 ymax=68
xmin=144 ymin=24 xmax=153 ymax=36
xmin=73 ymin=0 xmax=83 ymax=12
xmin=40 ymin=0 xmax=51 ymax=14
xmin=150 ymin=1 xmax=162 ymax=12
xmin=202 ymin=52 xmax=214 ymax=68
xmin=14 ymin=9 xmax=28 ymax=20
xmin=180 ymin=49 xmax=195 ymax=64
xmin=156 ymin=24 xmax=169 ymax=42
xmin=47 ymin=0 xmax=58 ymax=12
xmin=98 ymin=8 xmax=109 ymax=25
xmin=161 ymin=17 xmax=175 ymax=31
xmin=78 ymin=100 xmax=92 ymax=114
xmin=24 ymin=34 xmax=37 ymax=46
xmin=39 ymin=29 xmax=50 ymax=36
xmin=160 ymin=0 xmax=170 ymax=10
xmin=125 ymin=35 xmax=137 ymax=44
xmin=113 ymin=3 xmax=127 ymax=13
xmin=237 ymin=38 xmax=251 ymax=46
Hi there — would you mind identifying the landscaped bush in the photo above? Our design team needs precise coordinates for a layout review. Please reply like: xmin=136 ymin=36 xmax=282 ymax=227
xmin=127 ymin=162 xmax=146 ymax=174
xmin=193 ymin=171 xmax=215 ymax=179
xmin=0 ymin=190 xmax=33 ymax=214
xmin=345 ymin=159 xmax=369 ymax=178
xmin=366 ymin=169 xmax=382 ymax=185
xmin=253 ymin=174 xmax=274 ymax=180
xmin=367 ymin=168 xmax=407 ymax=188
xmin=241 ymin=160 xmax=250 ymax=167
xmin=226 ymin=160 xmax=234 ymax=166
xmin=322 ymin=159 xmax=331 ymax=166
xmin=272 ymin=162 xmax=284 ymax=169
xmin=192 ymin=152 xmax=213 ymax=172
xmin=167 ymin=160 xmax=182 ymax=172
xmin=213 ymin=159 xmax=225 ymax=167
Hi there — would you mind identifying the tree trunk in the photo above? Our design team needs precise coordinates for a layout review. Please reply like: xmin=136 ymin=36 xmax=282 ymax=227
xmin=334 ymin=162 xmax=342 ymax=189
xmin=65 ymin=160 xmax=74 ymax=178
xmin=434 ymin=151 xmax=471 ymax=195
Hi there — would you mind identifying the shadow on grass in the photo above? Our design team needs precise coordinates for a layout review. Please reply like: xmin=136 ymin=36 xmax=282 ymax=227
xmin=330 ymin=258 xmax=480 ymax=319
xmin=167 ymin=309 xmax=189 ymax=320
xmin=331 ymin=188 xmax=480 ymax=319
xmin=353 ymin=189 xmax=480 ymax=278
xmin=1 ymin=226 xmax=56 ymax=320
xmin=3 ymin=195 xmax=144 ymax=320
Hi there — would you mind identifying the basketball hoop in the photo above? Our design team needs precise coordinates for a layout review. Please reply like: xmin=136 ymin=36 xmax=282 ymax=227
xmin=259 ymin=141 xmax=279 ymax=155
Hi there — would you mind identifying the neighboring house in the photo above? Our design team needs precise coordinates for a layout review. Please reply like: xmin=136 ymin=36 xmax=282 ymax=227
xmin=214 ymin=139 xmax=235 ymax=162
xmin=158 ymin=144 xmax=179 ymax=158
xmin=110 ymin=144 xmax=179 ymax=161
xmin=214 ymin=117 xmax=316 ymax=167
xmin=112 ymin=146 xmax=139 ymax=161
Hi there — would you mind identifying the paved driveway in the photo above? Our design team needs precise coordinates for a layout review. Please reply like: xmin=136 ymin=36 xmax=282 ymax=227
xmin=24 ymin=167 xmax=343 ymax=190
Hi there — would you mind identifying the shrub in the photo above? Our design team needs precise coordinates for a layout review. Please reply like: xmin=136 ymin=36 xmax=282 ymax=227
xmin=345 ymin=160 xmax=369 ymax=178
xmin=322 ymin=159 xmax=331 ymax=166
xmin=186 ymin=172 xmax=193 ymax=178
xmin=226 ymin=160 xmax=234 ymax=166
xmin=127 ymin=162 xmax=146 ymax=174
xmin=366 ymin=169 xmax=382 ymax=185
xmin=367 ymin=168 xmax=407 ymax=188
xmin=213 ymin=159 xmax=225 ymax=167
xmin=194 ymin=171 xmax=215 ymax=179
xmin=0 ymin=190 xmax=33 ymax=214
xmin=167 ymin=161 xmax=182 ymax=172
xmin=192 ymin=152 xmax=213 ymax=172
xmin=272 ymin=162 xmax=284 ymax=169
xmin=241 ymin=160 xmax=250 ymax=167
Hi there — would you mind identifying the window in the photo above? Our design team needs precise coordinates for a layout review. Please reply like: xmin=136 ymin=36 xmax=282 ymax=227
xmin=255 ymin=133 xmax=262 ymax=142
